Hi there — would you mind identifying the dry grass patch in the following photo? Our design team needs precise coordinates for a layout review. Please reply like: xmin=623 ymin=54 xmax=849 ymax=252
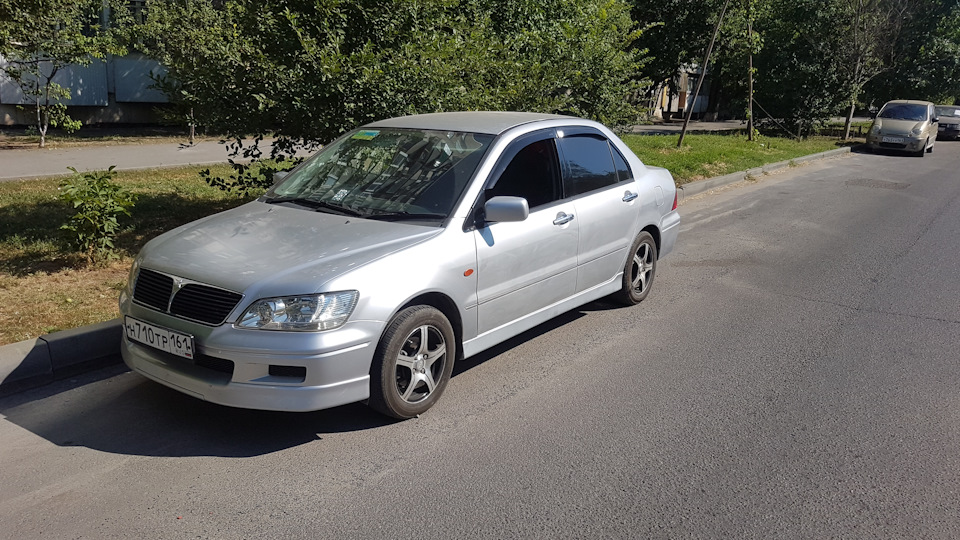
xmin=0 ymin=260 xmax=129 ymax=344
xmin=0 ymin=164 xmax=256 ymax=345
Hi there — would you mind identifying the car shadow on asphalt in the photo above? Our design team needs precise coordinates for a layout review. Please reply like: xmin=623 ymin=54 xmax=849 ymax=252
xmin=0 ymin=299 xmax=625 ymax=458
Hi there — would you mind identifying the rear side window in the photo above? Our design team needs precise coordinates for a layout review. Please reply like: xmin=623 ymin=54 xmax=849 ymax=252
xmin=559 ymin=135 xmax=619 ymax=197
xmin=611 ymin=145 xmax=633 ymax=183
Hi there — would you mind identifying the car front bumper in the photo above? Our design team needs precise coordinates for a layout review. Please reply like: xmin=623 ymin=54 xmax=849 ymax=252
xmin=120 ymin=295 xmax=380 ymax=412
xmin=866 ymin=134 xmax=926 ymax=152
xmin=938 ymin=125 xmax=960 ymax=139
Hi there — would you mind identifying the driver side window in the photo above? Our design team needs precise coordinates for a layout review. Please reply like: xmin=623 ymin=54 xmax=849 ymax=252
xmin=486 ymin=138 xmax=562 ymax=209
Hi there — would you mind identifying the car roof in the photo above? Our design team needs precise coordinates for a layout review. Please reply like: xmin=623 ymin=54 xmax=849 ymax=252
xmin=365 ymin=111 xmax=579 ymax=135
xmin=882 ymin=99 xmax=934 ymax=106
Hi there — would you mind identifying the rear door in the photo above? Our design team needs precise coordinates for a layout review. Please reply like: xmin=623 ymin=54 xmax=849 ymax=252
xmin=557 ymin=129 xmax=640 ymax=292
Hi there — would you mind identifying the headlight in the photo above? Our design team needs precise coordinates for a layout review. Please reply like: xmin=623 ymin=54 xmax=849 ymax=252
xmin=911 ymin=127 xmax=923 ymax=136
xmin=121 ymin=256 xmax=142 ymax=309
xmin=870 ymin=124 xmax=881 ymax=135
xmin=127 ymin=256 xmax=142 ymax=288
xmin=236 ymin=291 xmax=359 ymax=331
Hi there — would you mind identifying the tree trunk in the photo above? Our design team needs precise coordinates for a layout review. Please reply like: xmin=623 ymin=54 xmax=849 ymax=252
xmin=35 ymin=80 xmax=46 ymax=148
xmin=843 ymin=99 xmax=856 ymax=141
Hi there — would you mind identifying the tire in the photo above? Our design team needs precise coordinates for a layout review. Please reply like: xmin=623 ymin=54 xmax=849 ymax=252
xmin=614 ymin=231 xmax=658 ymax=306
xmin=927 ymin=140 xmax=934 ymax=153
xmin=915 ymin=139 xmax=928 ymax=157
xmin=368 ymin=305 xmax=456 ymax=419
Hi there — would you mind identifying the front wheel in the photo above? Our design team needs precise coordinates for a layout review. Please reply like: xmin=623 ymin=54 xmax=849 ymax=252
xmin=613 ymin=231 xmax=658 ymax=306
xmin=369 ymin=305 xmax=456 ymax=419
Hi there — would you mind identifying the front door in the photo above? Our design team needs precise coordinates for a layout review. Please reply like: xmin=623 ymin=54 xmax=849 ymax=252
xmin=474 ymin=133 xmax=578 ymax=334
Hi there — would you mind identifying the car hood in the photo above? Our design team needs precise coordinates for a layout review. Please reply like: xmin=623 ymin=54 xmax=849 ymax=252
xmin=939 ymin=116 xmax=960 ymax=126
xmin=874 ymin=118 xmax=926 ymax=135
xmin=139 ymin=201 xmax=440 ymax=295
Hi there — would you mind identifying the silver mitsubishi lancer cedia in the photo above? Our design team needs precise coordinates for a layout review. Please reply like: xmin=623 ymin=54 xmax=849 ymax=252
xmin=119 ymin=111 xmax=680 ymax=418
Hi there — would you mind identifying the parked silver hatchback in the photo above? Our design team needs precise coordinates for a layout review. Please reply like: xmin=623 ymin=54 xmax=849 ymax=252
xmin=119 ymin=112 xmax=680 ymax=418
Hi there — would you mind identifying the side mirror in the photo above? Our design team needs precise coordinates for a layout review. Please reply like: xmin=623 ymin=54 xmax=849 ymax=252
xmin=272 ymin=170 xmax=289 ymax=185
xmin=932 ymin=117 xmax=939 ymax=123
xmin=484 ymin=196 xmax=529 ymax=223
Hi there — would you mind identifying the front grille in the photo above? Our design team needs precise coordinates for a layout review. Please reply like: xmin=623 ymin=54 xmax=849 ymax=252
xmin=879 ymin=142 xmax=907 ymax=149
xmin=133 ymin=269 xmax=173 ymax=311
xmin=132 ymin=268 xmax=243 ymax=326
xmin=170 ymin=284 xmax=243 ymax=325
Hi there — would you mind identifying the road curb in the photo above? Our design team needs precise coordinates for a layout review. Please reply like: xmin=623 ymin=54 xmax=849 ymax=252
xmin=0 ymin=145 xmax=858 ymax=398
xmin=678 ymin=146 xmax=853 ymax=199
xmin=0 ymin=319 xmax=122 ymax=397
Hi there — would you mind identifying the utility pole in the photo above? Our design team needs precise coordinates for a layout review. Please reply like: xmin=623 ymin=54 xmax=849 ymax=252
xmin=747 ymin=0 xmax=754 ymax=141
xmin=678 ymin=0 xmax=733 ymax=148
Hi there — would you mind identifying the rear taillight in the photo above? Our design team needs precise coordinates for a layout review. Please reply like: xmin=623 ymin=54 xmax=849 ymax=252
xmin=672 ymin=190 xmax=678 ymax=210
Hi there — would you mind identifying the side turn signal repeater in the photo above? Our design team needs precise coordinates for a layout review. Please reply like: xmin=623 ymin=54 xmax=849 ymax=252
xmin=464 ymin=269 xmax=474 ymax=277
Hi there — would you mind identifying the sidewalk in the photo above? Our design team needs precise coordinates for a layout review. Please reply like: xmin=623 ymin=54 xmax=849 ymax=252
xmin=629 ymin=119 xmax=746 ymax=135
xmin=0 ymin=138 xmax=308 ymax=181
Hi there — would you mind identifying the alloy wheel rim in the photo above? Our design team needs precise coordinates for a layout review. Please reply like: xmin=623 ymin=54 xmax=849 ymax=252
xmin=631 ymin=243 xmax=654 ymax=294
xmin=395 ymin=324 xmax=446 ymax=403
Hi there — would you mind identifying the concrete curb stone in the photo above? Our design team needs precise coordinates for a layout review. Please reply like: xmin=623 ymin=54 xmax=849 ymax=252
xmin=0 ymin=145 xmax=857 ymax=398
xmin=0 ymin=319 xmax=121 ymax=397
xmin=678 ymin=146 xmax=853 ymax=199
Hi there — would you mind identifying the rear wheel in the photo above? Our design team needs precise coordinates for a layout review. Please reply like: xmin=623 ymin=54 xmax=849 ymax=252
xmin=369 ymin=306 xmax=455 ymax=419
xmin=614 ymin=231 xmax=658 ymax=306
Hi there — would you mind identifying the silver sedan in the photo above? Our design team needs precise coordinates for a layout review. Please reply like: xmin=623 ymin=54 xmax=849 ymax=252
xmin=119 ymin=112 xmax=680 ymax=418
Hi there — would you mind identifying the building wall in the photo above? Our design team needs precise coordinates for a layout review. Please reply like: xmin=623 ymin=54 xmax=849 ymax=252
xmin=0 ymin=52 xmax=169 ymax=126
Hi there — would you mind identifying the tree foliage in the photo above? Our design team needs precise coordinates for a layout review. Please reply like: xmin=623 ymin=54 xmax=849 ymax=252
xmin=136 ymin=0 xmax=649 ymax=145
xmin=630 ymin=0 xmax=960 ymax=135
xmin=133 ymin=0 xmax=650 ymax=193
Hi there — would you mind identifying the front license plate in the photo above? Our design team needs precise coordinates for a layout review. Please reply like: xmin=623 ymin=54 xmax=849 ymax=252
xmin=881 ymin=136 xmax=904 ymax=143
xmin=125 ymin=316 xmax=195 ymax=359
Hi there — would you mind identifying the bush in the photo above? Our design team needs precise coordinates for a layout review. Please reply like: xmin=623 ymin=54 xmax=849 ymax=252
xmin=59 ymin=166 xmax=136 ymax=263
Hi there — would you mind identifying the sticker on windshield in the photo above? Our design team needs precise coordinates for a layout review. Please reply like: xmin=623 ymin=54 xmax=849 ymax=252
xmin=352 ymin=130 xmax=380 ymax=140
xmin=332 ymin=189 xmax=350 ymax=202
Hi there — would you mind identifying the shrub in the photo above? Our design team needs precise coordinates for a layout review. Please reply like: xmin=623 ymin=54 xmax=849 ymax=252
xmin=59 ymin=166 xmax=136 ymax=263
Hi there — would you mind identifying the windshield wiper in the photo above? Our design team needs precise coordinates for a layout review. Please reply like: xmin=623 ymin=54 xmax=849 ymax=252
xmin=366 ymin=211 xmax=447 ymax=221
xmin=264 ymin=197 xmax=363 ymax=217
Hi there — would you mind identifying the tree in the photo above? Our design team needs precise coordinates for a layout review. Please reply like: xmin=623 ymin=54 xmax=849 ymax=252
xmin=865 ymin=0 xmax=960 ymax=105
xmin=135 ymin=0 xmax=650 ymax=193
xmin=837 ymin=0 xmax=917 ymax=139
xmin=630 ymin=0 xmax=718 ymax=116
xmin=749 ymin=0 xmax=849 ymax=135
xmin=0 ymin=0 xmax=130 ymax=147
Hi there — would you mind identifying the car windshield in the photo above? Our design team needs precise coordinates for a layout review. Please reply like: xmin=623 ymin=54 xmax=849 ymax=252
xmin=935 ymin=106 xmax=960 ymax=117
xmin=878 ymin=103 xmax=928 ymax=121
xmin=265 ymin=128 xmax=495 ymax=220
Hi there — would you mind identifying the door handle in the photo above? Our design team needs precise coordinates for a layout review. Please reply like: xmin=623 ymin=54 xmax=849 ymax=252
xmin=622 ymin=191 xmax=639 ymax=202
xmin=553 ymin=212 xmax=575 ymax=226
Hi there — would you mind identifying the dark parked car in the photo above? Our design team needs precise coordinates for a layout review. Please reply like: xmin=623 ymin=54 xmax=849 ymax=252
xmin=936 ymin=105 xmax=960 ymax=140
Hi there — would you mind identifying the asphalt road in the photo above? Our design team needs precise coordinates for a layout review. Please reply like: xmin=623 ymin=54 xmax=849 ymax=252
xmin=2 ymin=142 xmax=960 ymax=538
